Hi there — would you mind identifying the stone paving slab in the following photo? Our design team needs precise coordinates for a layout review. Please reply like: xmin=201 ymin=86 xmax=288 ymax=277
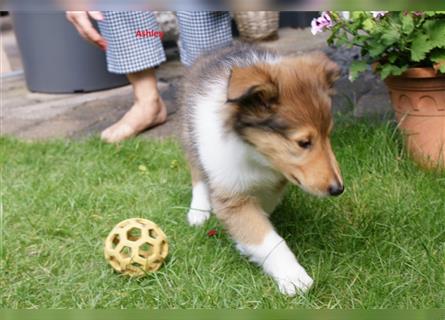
xmin=1 ymin=26 xmax=394 ymax=142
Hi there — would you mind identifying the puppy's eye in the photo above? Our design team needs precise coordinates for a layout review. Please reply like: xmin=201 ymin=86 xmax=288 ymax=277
xmin=297 ymin=140 xmax=312 ymax=149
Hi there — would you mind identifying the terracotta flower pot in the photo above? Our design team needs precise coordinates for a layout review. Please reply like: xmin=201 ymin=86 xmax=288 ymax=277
xmin=385 ymin=68 xmax=445 ymax=169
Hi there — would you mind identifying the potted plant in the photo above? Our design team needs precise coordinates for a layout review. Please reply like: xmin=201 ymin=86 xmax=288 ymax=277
xmin=312 ymin=11 xmax=445 ymax=169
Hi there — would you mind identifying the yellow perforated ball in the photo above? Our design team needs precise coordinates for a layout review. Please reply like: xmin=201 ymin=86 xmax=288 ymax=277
xmin=104 ymin=218 xmax=168 ymax=276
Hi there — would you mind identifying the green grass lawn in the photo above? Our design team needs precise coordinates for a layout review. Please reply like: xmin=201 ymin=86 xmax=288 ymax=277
xmin=1 ymin=118 xmax=444 ymax=308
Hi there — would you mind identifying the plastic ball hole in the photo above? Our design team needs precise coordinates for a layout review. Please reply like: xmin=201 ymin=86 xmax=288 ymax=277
xmin=127 ymin=227 xmax=142 ymax=241
xmin=138 ymin=242 xmax=153 ymax=258
xmin=148 ymin=228 xmax=158 ymax=239
xmin=120 ymin=246 xmax=132 ymax=258
xmin=111 ymin=234 xmax=120 ymax=249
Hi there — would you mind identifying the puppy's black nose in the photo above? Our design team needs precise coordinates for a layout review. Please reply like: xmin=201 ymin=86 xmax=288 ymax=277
xmin=328 ymin=184 xmax=344 ymax=196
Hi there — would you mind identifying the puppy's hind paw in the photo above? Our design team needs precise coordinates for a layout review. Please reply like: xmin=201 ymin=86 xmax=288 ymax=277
xmin=187 ymin=208 xmax=210 ymax=226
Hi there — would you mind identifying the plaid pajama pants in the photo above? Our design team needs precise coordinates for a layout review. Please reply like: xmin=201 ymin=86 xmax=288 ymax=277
xmin=97 ymin=11 xmax=232 ymax=74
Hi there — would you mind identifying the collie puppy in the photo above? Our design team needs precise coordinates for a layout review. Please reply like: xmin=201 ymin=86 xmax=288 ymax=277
xmin=179 ymin=43 xmax=343 ymax=296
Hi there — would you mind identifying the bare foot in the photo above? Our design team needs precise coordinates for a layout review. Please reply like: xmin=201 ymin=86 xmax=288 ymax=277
xmin=101 ymin=97 xmax=167 ymax=143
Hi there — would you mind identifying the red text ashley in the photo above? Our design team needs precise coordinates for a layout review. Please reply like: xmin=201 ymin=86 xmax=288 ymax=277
xmin=135 ymin=30 xmax=164 ymax=39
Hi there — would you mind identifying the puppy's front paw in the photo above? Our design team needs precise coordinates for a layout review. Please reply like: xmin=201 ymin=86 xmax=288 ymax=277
xmin=258 ymin=235 xmax=314 ymax=296
xmin=274 ymin=265 xmax=314 ymax=296
xmin=236 ymin=231 xmax=314 ymax=296
xmin=187 ymin=208 xmax=210 ymax=226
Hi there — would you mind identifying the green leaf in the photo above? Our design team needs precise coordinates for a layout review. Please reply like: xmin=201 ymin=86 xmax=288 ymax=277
xmin=379 ymin=64 xmax=407 ymax=79
xmin=327 ymin=23 xmax=342 ymax=45
xmin=400 ymin=14 xmax=414 ymax=34
xmin=410 ymin=20 xmax=445 ymax=62
xmin=430 ymin=50 xmax=445 ymax=73
xmin=351 ymin=11 xmax=366 ymax=20
xmin=410 ymin=33 xmax=434 ymax=61
xmin=349 ymin=60 xmax=369 ymax=81
xmin=368 ymin=43 xmax=387 ymax=58
xmin=424 ymin=11 xmax=445 ymax=17
xmin=424 ymin=11 xmax=436 ymax=17
xmin=430 ymin=49 xmax=445 ymax=62
xmin=425 ymin=20 xmax=445 ymax=48
xmin=363 ymin=18 xmax=377 ymax=32
xmin=335 ymin=36 xmax=354 ymax=47
xmin=381 ymin=28 xmax=400 ymax=46
xmin=388 ymin=53 xmax=398 ymax=63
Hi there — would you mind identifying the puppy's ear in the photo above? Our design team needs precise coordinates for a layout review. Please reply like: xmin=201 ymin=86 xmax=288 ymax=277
xmin=227 ymin=64 xmax=278 ymax=109
xmin=312 ymin=52 xmax=341 ymax=91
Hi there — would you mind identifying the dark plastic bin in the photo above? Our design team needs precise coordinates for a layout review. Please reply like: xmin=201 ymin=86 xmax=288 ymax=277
xmin=11 ymin=12 xmax=129 ymax=93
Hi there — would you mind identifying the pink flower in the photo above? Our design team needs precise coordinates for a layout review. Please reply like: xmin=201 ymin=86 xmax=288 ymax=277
xmin=311 ymin=11 xmax=334 ymax=35
xmin=371 ymin=11 xmax=388 ymax=18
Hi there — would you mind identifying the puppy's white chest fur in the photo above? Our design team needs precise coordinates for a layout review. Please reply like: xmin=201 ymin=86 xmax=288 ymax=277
xmin=192 ymin=80 xmax=282 ymax=194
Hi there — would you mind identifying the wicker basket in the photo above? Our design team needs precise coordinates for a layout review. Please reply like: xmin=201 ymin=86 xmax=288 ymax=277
xmin=233 ymin=11 xmax=279 ymax=42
